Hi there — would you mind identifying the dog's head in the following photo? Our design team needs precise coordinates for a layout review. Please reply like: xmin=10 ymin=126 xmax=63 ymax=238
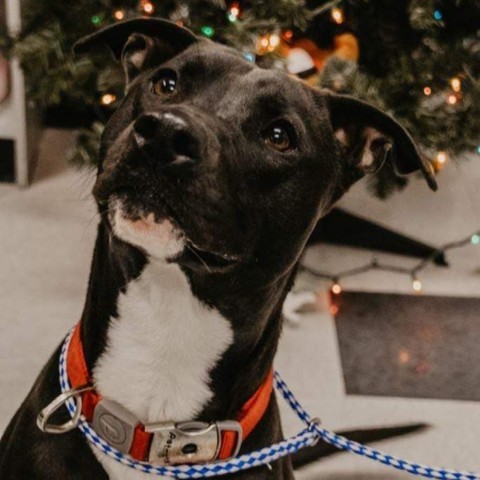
xmin=75 ymin=18 xmax=436 ymax=278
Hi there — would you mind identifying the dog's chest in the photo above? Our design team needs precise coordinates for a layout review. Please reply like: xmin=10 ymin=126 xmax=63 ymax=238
xmin=91 ymin=260 xmax=233 ymax=479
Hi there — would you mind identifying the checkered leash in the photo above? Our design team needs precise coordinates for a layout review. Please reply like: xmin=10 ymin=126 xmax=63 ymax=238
xmin=59 ymin=328 xmax=480 ymax=479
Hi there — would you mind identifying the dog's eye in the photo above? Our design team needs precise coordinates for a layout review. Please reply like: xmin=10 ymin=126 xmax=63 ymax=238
xmin=261 ymin=121 xmax=295 ymax=152
xmin=152 ymin=70 xmax=177 ymax=96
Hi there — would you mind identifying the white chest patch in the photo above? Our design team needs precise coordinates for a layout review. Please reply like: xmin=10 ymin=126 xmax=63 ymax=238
xmin=91 ymin=260 xmax=233 ymax=480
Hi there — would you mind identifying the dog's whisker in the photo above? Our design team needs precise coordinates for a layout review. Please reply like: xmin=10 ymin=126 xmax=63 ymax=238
xmin=185 ymin=243 xmax=212 ymax=273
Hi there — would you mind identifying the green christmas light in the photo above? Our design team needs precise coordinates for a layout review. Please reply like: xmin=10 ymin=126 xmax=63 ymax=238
xmin=201 ymin=26 xmax=215 ymax=37
xmin=91 ymin=15 xmax=101 ymax=25
xmin=471 ymin=234 xmax=480 ymax=245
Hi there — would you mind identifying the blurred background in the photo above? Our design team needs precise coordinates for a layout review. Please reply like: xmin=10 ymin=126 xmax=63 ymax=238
xmin=1 ymin=0 xmax=480 ymax=478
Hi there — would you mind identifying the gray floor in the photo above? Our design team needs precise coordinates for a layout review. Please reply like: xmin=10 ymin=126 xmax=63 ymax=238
xmin=1 ymin=130 xmax=480 ymax=478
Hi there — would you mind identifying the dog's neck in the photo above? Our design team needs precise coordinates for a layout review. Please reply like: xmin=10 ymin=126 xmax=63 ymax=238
xmin=79 ymin=222 xmax=290 ymax=424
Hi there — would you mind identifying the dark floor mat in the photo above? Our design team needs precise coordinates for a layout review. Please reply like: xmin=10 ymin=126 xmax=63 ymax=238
xmin=333 ymin=291 xmax=480 ymax=401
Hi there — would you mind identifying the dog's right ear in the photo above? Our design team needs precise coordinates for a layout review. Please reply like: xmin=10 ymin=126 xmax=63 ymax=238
xmin=73 ymin=18 xmax=198 ymax=87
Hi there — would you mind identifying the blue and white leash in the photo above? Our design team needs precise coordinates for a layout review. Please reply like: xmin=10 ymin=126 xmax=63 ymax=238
xmin=58 ymin=328 xmax=479 ymax=479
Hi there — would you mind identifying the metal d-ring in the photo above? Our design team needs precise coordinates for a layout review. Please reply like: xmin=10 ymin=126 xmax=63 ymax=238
xmin=307 ymin=417 xmax=322 ymax=446
xmin=37 ymin=385 xmax=93 ymax=434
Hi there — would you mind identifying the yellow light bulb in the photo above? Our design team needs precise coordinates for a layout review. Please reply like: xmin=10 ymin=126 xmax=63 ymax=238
xmin=331 ymin=283 xmax=342 ymax=295
xmin=423 ymin=86 xmax=432 ymax=96
xmin=114 ymin=10 xmax=125 ymax=20
xmin=269 ymin=34 xmax=280 ymax=48
xmin=101 ymin=93 xmax=116 ymax=106
xmin=447 ymin=94 xmax=458 ymax=105
xmin=331 ymin=8 xmax=344 ymax=24
xmin=451 ymin=77 xmax=461 ymax=92
xmin=260 ymin=37 xmax=269 ymax=48
xmin=436 ymin=151 xmax=448 ymax=164
xmin=143 ymin=2 xmax=154 ymax=14
xmin=413 ymin=279 xmax=422 ymax=293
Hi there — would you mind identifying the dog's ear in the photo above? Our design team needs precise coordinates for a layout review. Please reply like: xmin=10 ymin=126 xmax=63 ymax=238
xmin=73 ymin=18 xmax=198 ymax=87
xmin=326 ymin=93 xmax=437 ymax=191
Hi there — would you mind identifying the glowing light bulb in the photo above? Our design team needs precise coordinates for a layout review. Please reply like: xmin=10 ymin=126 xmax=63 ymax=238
xmin=91 ymin=15 xmax=101 ymax=25
xmin=244 ymin=52 xmax=255 ymax=63
xmin=471 ymin=234 xmax=480 ymax=245
xmin=451 ymin=77 xmax=461 ymax=92
xmin=329 ymin=305 xmax=339 ymax=316
xmin=433 ymin=10 xmax=443 ymax=20
xmin=413 ymin=279 xmax=422 ymax=293
xmin=283 ymin=30 xmax=293 ymax=40
xmin=269 ymin=34 xmax=280 ymax=48
xmin=423 ymin=86 xmax=432 ymax=96
xmin=228 ymin=3 xmax=240 ymax=22
xmin=331 ymin=282 xmax=342 ymax=295
xmin=436 ymin=151 xmax=448 ymax=164
xmin=331 ymin=8 xmax=344 ymax=24
xmin=201 ymin=25 xmax=215 ymax=37
xmin=114 ymin=10 xmax=125 ymax=20
xmin=101 ymin=93 xmax=116 ymax=106
xmin=143 ymin=2 xmax=154 ymax=14
xmin=447 ymin=94 xmax=458 ymax=105
xmin=260 ymin=37 xmax=269 ymax=48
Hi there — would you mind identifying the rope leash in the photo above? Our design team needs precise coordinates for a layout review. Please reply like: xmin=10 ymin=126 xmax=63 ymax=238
xmin=58 ymin=329 xmax=479 ymax=479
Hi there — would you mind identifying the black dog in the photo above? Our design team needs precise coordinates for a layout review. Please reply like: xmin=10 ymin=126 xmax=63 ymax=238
xmin=0 ymin=18 xmax=436 ymax=480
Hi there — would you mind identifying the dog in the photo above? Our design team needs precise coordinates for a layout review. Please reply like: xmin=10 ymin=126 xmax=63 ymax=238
xmin=0 ymin=18 xmax=436 ymax=480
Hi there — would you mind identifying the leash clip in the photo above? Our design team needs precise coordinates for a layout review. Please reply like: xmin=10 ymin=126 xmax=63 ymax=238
xmin=37 ymin=385 xmax=93 ymax=434
xmin=145 ymin=420 xmax=243 ymax=465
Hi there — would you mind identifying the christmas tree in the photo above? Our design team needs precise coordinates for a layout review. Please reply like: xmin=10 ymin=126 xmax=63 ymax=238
xmin=1 ymin=0 xmax=479 ymax=197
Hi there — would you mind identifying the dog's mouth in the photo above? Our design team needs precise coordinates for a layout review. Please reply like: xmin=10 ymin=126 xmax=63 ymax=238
xmin=107 ymin=189 xmax=242 ymax=270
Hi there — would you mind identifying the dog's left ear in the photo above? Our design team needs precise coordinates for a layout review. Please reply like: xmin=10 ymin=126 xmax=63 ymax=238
xmin=326 ymin=93 xmax=437 ymax=191
xmin=73 ymin=18 xmax=198 ymax=87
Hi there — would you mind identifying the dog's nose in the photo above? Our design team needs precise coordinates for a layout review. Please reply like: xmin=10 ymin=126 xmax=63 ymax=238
xmin=133 ymin=113 xmax=200 ymax=170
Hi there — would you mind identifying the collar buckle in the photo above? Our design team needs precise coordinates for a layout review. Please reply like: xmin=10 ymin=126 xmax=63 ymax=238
xmin=145 ymin=420 xmax=242 ymax=465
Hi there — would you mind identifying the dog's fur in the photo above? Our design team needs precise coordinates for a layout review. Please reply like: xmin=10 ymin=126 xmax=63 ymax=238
xmin=0 ymin=18 xmax=436 ymax=479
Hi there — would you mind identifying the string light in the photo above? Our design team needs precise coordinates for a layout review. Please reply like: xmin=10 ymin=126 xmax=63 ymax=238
xmin=433 ymin=10 xmax=443 ymax=20
xmin=244 ymin=52 xmax=255 ymax=63
xmin=283 ymin=30 xmax=294 ymax=41
xmin=300 ymin=230 xmax=480 ymax=295
xmin=201 ymin=25 xmax=215 ymax=37
xmin=423 ymin=86 xmax=432 ymax=96
xmin=412 ymin=278 xmax=423 ymax=293
xmin=142 ymin=1 xmax=154 ymax=14
xmin=269 ymin=34 xmax=280 ymax=48
xmin=476 ymin=145 xmax=480 ymax=155
xmin=257 ymin=34 xmax=281 ymax=54
xmin=91 ymin=15 xmax=101 ymax=26
xmin=331 ymin=7 xmax=344 ymax=24
xmin=329 ymin=304 xmax=339 ymax=316
xmin=101 ymin=93 xmax=116 ymax=106
xmin=228 ymin=2 xmax=240 ymax=22
xmin=331 ymin=281 xmax=342 ymax=295
xmin=447 ymin=94 xmax=458 ymax=105
xmin=451 ymin=77 xmax=461 ymax=92
xmin=436 ymin=151 xmax=448 ymax=165
xmin=114 ymin=10 xmax=125 ymax=20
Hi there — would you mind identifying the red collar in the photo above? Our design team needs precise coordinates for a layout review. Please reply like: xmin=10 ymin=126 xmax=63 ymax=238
xmin=67 ymin=323 xmax=273 ymax=462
